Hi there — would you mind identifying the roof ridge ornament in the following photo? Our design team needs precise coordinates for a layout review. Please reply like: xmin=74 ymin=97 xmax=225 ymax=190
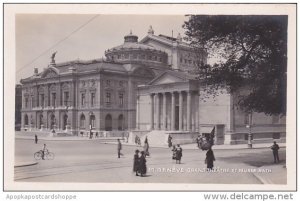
xmin=148 ymin=25 xmax=154 ymax=35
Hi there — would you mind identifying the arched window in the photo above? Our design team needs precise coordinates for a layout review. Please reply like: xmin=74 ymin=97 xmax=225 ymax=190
xmin=105 ymin=114 xmax=112 ymax=131
xmin=24 ymin=114 xmax=28 ymax=126
xmin=90 ymin=115 xmax=95 ymax=128
xmin=50 ymin=114 xmax=55 ymax=129
xmin=39 ymin=114 xmax=43 ymax=129
xmin=118 ymin=114 xmax=124 ymax=131
xmin=80 ymin=114 xmax=85 ymax=129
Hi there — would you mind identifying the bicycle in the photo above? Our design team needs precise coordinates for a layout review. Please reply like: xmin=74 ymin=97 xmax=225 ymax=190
xmin=34 ymin=150 xmax=55 ymax=160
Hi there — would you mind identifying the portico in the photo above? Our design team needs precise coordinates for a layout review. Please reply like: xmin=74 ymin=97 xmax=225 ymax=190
xmin=149 ymin=90 xmax=199 ymax=131
xmin=137 ymin=71 xmax=199 ymax=132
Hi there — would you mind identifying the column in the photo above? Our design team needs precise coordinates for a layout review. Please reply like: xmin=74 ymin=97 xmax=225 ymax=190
xmin=179 ymin=91 xmax=183 ymax=130
xmin=195 ymin=93 xmax=199 ymax=131
xmin=171 ymin=92 xmax=175 ymax=130
xmin=187 ymin=91 xmax=191 ymax=131
xmin=150 ymin=94 xmax=154 ymax=130
xmin=136 ymin=95 xmax=140 ymax=130
xmin=162 ymin=93 xmax=167 ymax=130
xmin=155 ymin=94 xmax=160 ymax=130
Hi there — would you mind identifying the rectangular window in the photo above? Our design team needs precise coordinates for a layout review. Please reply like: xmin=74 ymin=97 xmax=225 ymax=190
xmin=64 ymin=92 xmax=69 ymax=106
xmin=37 ymin=93 xmax=40 ymax=107
xmin=52 ymin=93 xmax=56 ymax=107
xmin=25 ymin=97 xmax=28 ymax=108
xmin=119 ymin=93 xmax=124 ymax=106
xmin=106 ymin=92 xmax=111 ymax=104
xmin=273 ymin=133 xmax=281 ymax=139
xmin=41 ymin=94 xmax=44 ymax=107
xmin=31 ymin=96 xmax=34 ymax=108
xmin=81 ymin=93 xmax=86 ymax=106
xmin=91 ymin=92 xmax=95 ymax=107
xmin=272 ymin=115 xmax=280 ymax=124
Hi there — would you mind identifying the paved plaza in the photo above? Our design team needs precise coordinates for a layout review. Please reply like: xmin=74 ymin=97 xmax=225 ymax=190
xmin=14 ymin=136 xmax=286 ymax=185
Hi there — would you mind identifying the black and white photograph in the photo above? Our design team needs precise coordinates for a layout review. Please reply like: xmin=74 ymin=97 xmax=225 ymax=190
xmin=3 ymin=3 xmax=296 ymax=192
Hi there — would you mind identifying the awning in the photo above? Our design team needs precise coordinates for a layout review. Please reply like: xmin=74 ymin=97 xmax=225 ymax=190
xmin=200 ymin=126 xmax=215 ymax=134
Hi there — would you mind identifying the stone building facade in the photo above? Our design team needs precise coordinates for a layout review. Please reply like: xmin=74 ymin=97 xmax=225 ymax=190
xmin=20 ymin=27 xmax=204 ymax=136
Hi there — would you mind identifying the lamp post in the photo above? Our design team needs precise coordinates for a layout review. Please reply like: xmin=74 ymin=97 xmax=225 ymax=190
xmin=246 ymin=112 xmax=253 ymax=149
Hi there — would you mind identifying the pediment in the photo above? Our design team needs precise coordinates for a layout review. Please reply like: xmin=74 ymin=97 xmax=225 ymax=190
xmin=148 ymin=72 xmax=188 ymax=85
xmin=41 ymin=67 xmax=59 ymax=78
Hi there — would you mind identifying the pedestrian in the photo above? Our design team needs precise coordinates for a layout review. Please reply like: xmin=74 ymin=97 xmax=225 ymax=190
xmin=196 ymin=135 xmax=201 ymax=149
xmin=175 ymin=144 xmax=183 ymax=164
xmin=34 ymin=134 xmax=38 ymax=144
xmin=117 ymin=139 xmax=123 ymax=158
xmin=172 ymin=145 xmax=176 ymax=160
xmin=168 ymin=135 xmax=173 ymax=148
xmin=135 ymin=135 xmax=138 ymax=145
xmin=205 ymin=147 xmax=215 ymax=170
xmin=271 ymin=141 xmax=280 ymax=163
xmin=144 ymin=137 xmax=150 ymax=157
xmin=95 ymin=132 xmax=98 ymax=138
xmin=52 ymin=129 xmax=55 ymax=136
xmin=41 ymin=144 xmax=47 ymax=160
xmin=133 ymin=150 xmax=140 ymax=176
xmin=139 ymin=151 xmax=147 ymax=177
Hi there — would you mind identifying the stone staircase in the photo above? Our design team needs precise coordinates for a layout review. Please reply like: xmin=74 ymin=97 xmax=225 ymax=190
xmin=139 ymin=130 xmax=169 ymax=146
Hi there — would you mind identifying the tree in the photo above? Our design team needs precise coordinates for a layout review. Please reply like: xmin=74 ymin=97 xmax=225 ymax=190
xmin=183 ymin=15 xmax=287 ymax=115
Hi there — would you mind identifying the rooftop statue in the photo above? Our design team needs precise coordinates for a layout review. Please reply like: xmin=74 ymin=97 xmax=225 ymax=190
xmin=51 ymin=51 xmax=57 ymax=63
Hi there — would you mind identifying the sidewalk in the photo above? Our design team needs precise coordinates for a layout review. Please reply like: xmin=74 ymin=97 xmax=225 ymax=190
xmin=15 ymin=134 xmax=285 ymax=150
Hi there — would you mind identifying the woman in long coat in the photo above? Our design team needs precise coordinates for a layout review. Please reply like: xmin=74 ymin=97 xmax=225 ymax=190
xmin=133 ymin=150 xmax=140 ymax=176
xmin=144 ymin=137 xmax=150 ymax=157
xmin=139 ymin=151 xmax=147 ymax=177
xmin=205 ymin=148 xmax=215 ymax=170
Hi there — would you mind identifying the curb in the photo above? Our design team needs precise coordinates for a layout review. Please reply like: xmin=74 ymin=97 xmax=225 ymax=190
xmin=252 ymin=172 xmax=273 ymax=184
xmin=14 ymin=161 xmax=38 ymax=168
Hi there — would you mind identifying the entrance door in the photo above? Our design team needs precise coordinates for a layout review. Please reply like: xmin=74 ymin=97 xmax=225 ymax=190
xmin=63 ymin=114 xmax=68 ymax=130
xmin=175 ymin=106 xmax=179 ymax=130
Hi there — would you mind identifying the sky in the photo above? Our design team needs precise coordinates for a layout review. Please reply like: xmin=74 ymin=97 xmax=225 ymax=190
xmin=15 ymin=14 xmax=188 ymax=83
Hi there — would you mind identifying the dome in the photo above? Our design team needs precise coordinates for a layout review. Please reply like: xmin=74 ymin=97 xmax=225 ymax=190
xmin=105 ymin=31 xmax=168 ymax=66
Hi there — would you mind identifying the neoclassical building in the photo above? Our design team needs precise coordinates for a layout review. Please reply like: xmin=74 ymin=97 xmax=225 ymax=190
xmin=20 ymin=27 xmax=205 ymax=136
xmin=20 ymin=26 xmax=285 ymax=145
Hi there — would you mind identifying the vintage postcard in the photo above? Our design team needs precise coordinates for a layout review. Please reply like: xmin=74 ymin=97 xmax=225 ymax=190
xmin=3 ymin=4 xmax=296 ymax=191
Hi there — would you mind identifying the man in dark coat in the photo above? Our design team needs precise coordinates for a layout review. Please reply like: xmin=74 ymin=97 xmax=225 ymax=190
xmin=139 ymin=151 xmax=147 ymax=177
xmin=175 ymin=144 xmax=183 ymax=164
xmin=206 ymin=148 xmax=215 ymax=170
xmin=133 ymin=150 xmax=140 ymax=176
xmin=34 ymin=135 xmax=38 ymax=144
xmin=117 ymin=139 xmax=123 ymax=158
xmin=271 ymin=141 xmax=280 ymax=163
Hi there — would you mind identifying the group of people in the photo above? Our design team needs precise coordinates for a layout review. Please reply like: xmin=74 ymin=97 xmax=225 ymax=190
xmin=171 ymin=144 xmax=183 ymax=164
xmin=133 ymin=149 xmax=147 ymax=177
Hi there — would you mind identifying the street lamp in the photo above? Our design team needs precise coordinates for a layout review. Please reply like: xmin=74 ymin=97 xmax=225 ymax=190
xmin=246 ymin=112 xmax=253 ymax=149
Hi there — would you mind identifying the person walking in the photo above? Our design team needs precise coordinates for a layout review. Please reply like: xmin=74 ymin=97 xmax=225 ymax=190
xmin=196 ymin=135 xmax=201 ymax=149
xmin=168 ymin=135 xmax=173 ymax=148
xmin=205 ymin=147 xmax=215 ymax=170
xmin=34 ymin=134 xmax=38 ymax=144
xmin=139 ymin=151 xmax=147 ymax=177
xmin=175 ymin=144 xmax=183 ymax=164
xmin=144 ymin=136 xmax=150 ymax=157
xmin=271 ymin=141 xmax=280 ymax=163
xmin=117 ymin=139 xmax=123 ymax=158
xmin=133 ymin=150 xmax=140 ymax=176
xmin=172 ymin=145 xmax=177 ymax=160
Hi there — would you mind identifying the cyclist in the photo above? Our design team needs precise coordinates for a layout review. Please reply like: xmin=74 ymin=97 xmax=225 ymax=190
xmin=41 ymin=144 xmax=48 ymax=160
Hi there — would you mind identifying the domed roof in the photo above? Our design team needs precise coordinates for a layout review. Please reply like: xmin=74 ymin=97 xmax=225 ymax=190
xmin=107 ymin=31 xmax=157 ymax=52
